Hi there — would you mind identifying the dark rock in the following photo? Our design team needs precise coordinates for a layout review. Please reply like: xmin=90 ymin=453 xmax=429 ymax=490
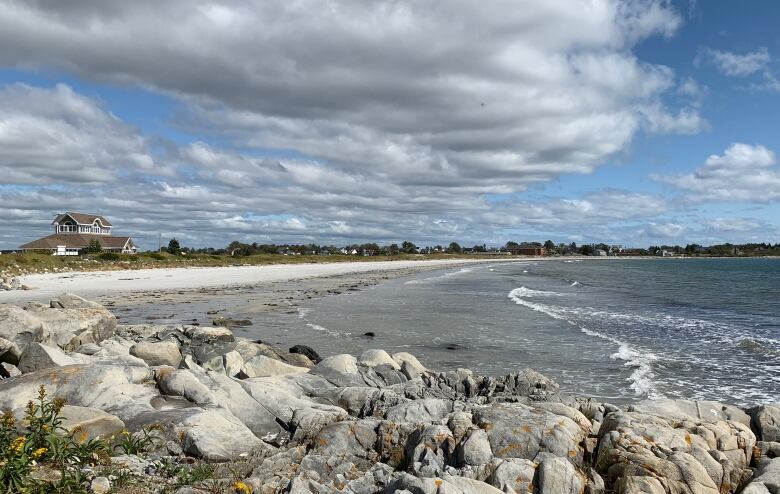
xmin=362 ymin=332 xmax=376 ymax=338
xmin=289 ymin=344 xmax=322 ymax=364
xmin=211 ymin=317 xmax=252 ymax=328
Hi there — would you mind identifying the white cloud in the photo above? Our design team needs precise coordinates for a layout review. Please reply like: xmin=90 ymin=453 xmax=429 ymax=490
xmin=0 ymin=83 xmax=154 ymax=184
xmin=697 ymin=47 xmax=770 ymax=76
xmin=0 ymin=2 xmax=736 ymax=248
xmin=652 ymin=143 xmax=780 ymax=202
xmin=646 ymin=222 xmax=686 ymax=237
xmin=0 ymin=0 xmax=700 ymax=194
xmin=705 ymin=218 xmax=762 ymax=232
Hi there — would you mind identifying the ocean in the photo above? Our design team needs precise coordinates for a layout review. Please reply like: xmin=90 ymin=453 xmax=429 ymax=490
xmin=250 ymin=258 xmax=779 ymax=406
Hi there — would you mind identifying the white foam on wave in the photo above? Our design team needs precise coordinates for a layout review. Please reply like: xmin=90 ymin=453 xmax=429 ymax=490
xmin=305 ymin=322 xmax=351 ymax=338
xmin=610 ymin=345 xmax=661 ymax=399
xmin=570 ymin=281 xmax=580 ymax=286
xmin=404 ymin=267 xmax=473 ymax=285
xmin=508 ymin=286 xmax=662 ymax=399
xmin=298 ymin=307 xmax=351 ymax=337
xmin=508 ymin=286 xmax=563 ymax=299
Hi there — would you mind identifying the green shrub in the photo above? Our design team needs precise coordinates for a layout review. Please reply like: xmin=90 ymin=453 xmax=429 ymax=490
xmin=142 ymin=252 xmax=166 ymax=261
xmin=112 ymin=426 xmax=160 ymax=455
xmin=97 ymin=252 xmax=120 ymax=261
xmin=0 ymin=386 xmax=110 ymax=493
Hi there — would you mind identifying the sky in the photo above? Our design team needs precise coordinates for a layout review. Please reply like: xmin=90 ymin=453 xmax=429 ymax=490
xmin=1 ymin=0 xmax=779 ymax=250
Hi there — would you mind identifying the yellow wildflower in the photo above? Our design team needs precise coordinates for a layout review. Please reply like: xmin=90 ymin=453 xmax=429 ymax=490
xmin=231 ymin=480 xmax=252 ymax=494
xmin=32 ymin=447 xmax=47 ymax=459
xmin=10 ymin=436 xmax=25 ymax=454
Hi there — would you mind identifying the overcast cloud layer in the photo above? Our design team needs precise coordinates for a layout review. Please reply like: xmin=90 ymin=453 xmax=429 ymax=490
xmin=0 ymin=1 xmax=776 ymax=249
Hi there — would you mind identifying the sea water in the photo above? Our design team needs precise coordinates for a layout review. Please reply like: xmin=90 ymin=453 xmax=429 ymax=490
xmin=279 ymin=258 xmax=779 ymax=405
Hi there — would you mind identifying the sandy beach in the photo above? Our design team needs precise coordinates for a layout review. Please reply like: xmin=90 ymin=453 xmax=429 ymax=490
xmin=0 ymin=258 xmax=499 ymax=304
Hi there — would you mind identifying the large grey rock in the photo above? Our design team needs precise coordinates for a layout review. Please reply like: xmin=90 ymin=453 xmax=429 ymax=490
xmin=155 ymin=366 xmax=283 ymax=439
xmin=0 ymin=306 xmax=43 ymax=362
xmin=458 ymin=429 xmax=492 ymax=466
xmin=538 ymin=456 xmax=586 ymax=494
xmin=744 ymin=457 xmax=780 ymax=494
xmin=0 ymin=295 xmax=116 ymax=352
xmin=17 ymin=342 xmax=76 ymax=373
xmin=241 ymin=354 xmax=310 ymax=378
xmin=359 ymin=349 xmax=400 ymax=370
xmin=388 ymin=472 xmax=503 ymax=494
xmin=309 ymin=419 xmax=379 ymax=460
xmin=177 ymin=408 xmax=268 ymax=461
xmin=0 ymin=364 xmax=158 ymax=425
xmin=596 ymin=409 xmax=756 ymax=493
xmin=487 ymin=458 xmax=537 ymax=493
xmin=392 ymin=352 xmax=427 ymax=374
xmin=50 ymin=294 xmax=104 ymax=310
xmin=337 ymin=386 xmax=407 ymax=417
xmin=473 ymin=402 xmax=586 ymax=463
xmin=751 ymin=404 xmax=780 ymax=442
xmin=130 ymin=340 xmax=182 ymax=367
xmin=312 ymin=354 xmax=362 ymax=387
xmin=59 ymin=405 xmax=125 ymax=441
xmin=630 ymin=398 xmax=751 ymax=427
xmin=385 ymin=398 xmax=452 ymax=424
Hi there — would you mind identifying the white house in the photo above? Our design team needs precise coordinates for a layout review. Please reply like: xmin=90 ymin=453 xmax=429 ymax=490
xmin=20 ymin=212 xmax=137 ymax=255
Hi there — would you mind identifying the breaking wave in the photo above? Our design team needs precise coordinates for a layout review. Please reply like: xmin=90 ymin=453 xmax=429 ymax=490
xmin=404 ymin=267 xmax=473 ymax=285
xmin=508 ymin=286 xmax=662 ymax=399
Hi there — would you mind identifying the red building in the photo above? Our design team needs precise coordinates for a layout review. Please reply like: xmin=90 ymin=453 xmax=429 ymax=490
xmin=506 ymin=245 xmax=548 ymax=256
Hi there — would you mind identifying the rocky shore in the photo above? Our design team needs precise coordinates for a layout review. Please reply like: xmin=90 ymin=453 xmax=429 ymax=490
xmin=0 ymin=295 xmax=778 ymax=493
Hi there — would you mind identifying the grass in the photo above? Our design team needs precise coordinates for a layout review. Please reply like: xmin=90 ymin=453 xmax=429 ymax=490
xmin=0 ymin=251 xmax=502 ymax=278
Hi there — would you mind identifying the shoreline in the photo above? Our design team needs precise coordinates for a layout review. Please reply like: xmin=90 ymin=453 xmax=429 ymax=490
xmin=0 ymin=258 xmax=500 ymax=304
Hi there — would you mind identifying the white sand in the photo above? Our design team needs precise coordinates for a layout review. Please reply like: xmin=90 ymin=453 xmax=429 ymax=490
xmin=0 ymin=259 xmax=498 ymax=303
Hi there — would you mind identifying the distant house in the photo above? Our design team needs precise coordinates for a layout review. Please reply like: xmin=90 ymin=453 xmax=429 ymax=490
xmin=593 ymin=249 xmax=608 ymax=256
xmin=19 ymin=212 xmax=137 ymax=256
xmin=506 ymin=244 xmax=548 ymax=256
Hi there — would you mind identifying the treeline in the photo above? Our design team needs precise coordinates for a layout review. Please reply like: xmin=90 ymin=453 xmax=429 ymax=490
xmin=162 ymin=238 xmax=780 ymax=257
xmin=179 ymin=240 xmax=485 ymax=256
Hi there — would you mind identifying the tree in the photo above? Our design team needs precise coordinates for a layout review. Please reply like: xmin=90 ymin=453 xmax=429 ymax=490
xmin=543 ymin=240 xmax=555 ymax=251
xmin=167 ymin=238 xmax=182 ymax=255
xmin=447 ymin=242 xmax=462 ymax=253
xmin=84 ymin=239 xmax=102 ymax=254
xmin=580 ymin=244 xmax=594 ymax=255
xmin=401 ymin=241 xmax=418 ymax=254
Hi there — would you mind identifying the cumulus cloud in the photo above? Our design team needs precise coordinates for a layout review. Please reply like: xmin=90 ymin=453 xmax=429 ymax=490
xmin=0 ymin=83 xmax=154 ymax=184
xmin=0 ymin=1 xmax=700 ymax=190
xmin=652 ymin=143 xmax=780 ymax=202
xmin=696 ymin=46 xmax=770 ymax=76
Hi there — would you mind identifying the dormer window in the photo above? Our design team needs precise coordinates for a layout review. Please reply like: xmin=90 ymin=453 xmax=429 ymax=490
xmin=53 ymin=212 xmax=113 ymax=235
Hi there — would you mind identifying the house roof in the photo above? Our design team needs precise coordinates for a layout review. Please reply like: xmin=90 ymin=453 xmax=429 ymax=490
xmin=52 ymin=212 xmax=113 ymax=227
xmin=20 ymin=234 xmax=133 ymax=250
